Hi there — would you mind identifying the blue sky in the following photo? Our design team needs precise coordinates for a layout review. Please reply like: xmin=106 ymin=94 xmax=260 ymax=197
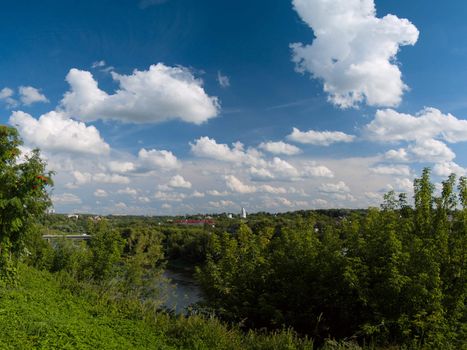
xmin=2 ymin=0 xmax=467 ymax=214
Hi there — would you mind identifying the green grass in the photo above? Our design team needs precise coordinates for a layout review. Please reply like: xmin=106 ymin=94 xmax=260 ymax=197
xmin=0 ymin=265 xmax=319 ymax=349
xmin=0 ymin=265 xmax=379 ymax=349
xmin=0 ymin=266 xmax=172 ymax=349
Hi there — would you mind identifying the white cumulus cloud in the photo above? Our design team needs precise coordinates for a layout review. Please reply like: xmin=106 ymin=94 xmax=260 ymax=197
xmin=408 ymin=139 xmax=455 ymax=163
xmin=365 ymin=108 xmax=467 ymax=170
xmin=224 ymin=175 xmax=289 ymax=195
xmin=61 ymin=64 xmax=220 ymax=124
xmin=249 ymin=167 xmax=275 ymax=181
xmin=302 ymin=164 xmax=334 ymax=178
xmin=433 ymin=162 xmax=466 ymax=177
xmin=205 ymin=190 xmax=229 ymax=197
xmin=268 ymin=157 xmax=300 ymax=178
xmin=259 ymin=141 xmax=301 ymax=155
xmin=291 ymin=0 xmax=418 ymax=108
xmin=94 ymin=189 xmax=108 ymax=197
xmin=19 ymin=86 xmax=49 ymax=105
xmin=225 ymin=175 xmax=256 ymax=194
xmin=319 ymin=181 xmax=350 ymax=193
xmin=384 ymin=148 xmax=409 ymax=162
xmin=190 ymin=137 xmax=265 ymax=166
xmin=0 ymin=87 xmax=17 ymax=107
xmin=9 ymin=111 xmax=110 ymax=155
xmin=168 ymin=175 xmax=192 ymax=189
xmin=138 ymin=148 xmax=180 ymax=170
xmin=288 ymin=127 xmax=355 ymax=146
xmin=108 ymin=161 xmax=136 ymax=174
xmin=365 ymin=108 xmax=467 ymax=143
xmin=117 ymin=187 xmax=138 ymax=196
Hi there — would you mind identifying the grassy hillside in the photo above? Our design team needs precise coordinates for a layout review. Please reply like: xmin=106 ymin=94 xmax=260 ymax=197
xmin=0 ymin=264 xmax=326 ymax=350
xmin=0 ymin=265 xmax=169 ymax=349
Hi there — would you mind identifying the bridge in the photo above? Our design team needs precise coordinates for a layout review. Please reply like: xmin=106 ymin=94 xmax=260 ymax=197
xmin=42 ymin=234 xmax=91 ymax=241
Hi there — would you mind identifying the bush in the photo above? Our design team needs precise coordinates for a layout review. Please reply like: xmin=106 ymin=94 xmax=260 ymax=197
xmin=197 ymin=170 xmax=466 ymax=347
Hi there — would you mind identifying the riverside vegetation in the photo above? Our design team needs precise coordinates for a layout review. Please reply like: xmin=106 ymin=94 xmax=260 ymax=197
xmin=0 ymin=125 xmax=465 ymax=349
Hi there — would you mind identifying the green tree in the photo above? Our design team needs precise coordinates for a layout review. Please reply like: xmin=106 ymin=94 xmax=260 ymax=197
xmin=413 ymin=168 xmax=434 ymax=237
xmin=120 ymin=225 xmax=165 ymax=297
xmin=87 ymin=219 xmax=124 ymax=281
xmin=0 ymin=126 xmax=52 ymax=282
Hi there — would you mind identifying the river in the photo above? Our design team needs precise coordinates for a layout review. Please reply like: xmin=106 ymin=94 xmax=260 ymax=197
xmin=161 ymin=268 xmax=203 ymax=315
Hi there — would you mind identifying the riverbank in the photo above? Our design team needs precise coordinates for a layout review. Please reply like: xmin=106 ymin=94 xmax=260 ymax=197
xmin=0 ymin=264 xmax=325 ymax=349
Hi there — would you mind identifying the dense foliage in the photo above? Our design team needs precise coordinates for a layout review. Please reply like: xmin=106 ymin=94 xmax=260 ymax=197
xmin=0 ymin=126 xmax=52 ymax=283
xmin=197 ymin=169 xmax=466 ymax=348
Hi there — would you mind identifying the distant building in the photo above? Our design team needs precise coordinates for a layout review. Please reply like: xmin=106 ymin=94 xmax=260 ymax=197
xmin=241 ymin=207 xmax=247 ymax=219
xmin=227 ymin=213 xmax=233 ymax=219
xmin=67 ymin=214 xmax=79 ymax=219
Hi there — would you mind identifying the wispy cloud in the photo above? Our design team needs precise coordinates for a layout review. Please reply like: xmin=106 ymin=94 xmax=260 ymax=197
xmin=217 ymin=71 xmax=230 ymax=88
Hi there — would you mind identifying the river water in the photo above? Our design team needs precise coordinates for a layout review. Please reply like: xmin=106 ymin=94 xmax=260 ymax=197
xmin=162 ymin=268 xmax=203 ymax=315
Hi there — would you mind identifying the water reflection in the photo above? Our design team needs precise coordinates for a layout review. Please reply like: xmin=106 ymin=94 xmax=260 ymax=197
xmin=162 ymin=269 xmax=203 ymax=315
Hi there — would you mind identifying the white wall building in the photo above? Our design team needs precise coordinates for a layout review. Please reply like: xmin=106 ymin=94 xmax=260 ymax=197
xmin=241 ymin=207 xmax=247 ymax=219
